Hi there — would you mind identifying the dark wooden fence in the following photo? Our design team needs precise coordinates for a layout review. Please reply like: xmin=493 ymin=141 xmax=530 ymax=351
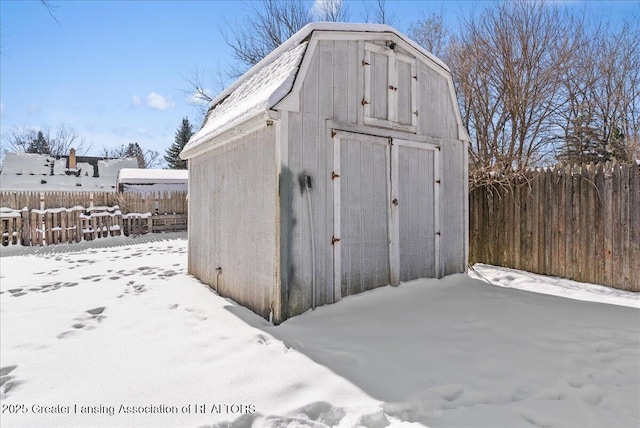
xmin=0 ymin=190 xmax=188 ymax=214
xmin=470 ymin=163 xmax=640 ymax=292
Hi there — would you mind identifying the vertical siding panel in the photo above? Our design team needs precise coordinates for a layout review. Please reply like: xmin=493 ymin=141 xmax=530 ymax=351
xmin=334 ymin=41 xmax=349 ymax=123
xmin=439 ymin=141 xmax=464 ymax=274
xmin=356 ymin=40 xmax=365 ymax=126
xmin=302 ymin=47 xmax=319 ymax=116
xmin=302 ymin=116 xmax=318 ymax=308
xmin=321 ymin=123 xmax=333 ymax=305
xmin=287 ymin=114 xmax=304 ymax=315
xmin=347 ymin=40 xmax=359 ymax=124
xmin=318 ymin=40 xmax=334 ymax=119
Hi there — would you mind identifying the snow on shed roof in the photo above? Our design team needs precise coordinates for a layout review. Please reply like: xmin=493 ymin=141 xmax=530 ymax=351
xmin=182 ymin=41 xmax=308 ymax=156
xmin=0 ymin=153 xmax=138 ymax=192
xmin=181 ymin=22 xmax=449 ymax=158
xmin=117 ymin=168 xmax=188 ymax=184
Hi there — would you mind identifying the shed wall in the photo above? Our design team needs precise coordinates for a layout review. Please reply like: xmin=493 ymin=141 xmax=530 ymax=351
xmin=188 ymin=126 xmax=277 ymax=319
xmin=440 ymin=139 xmax=468 ymax=274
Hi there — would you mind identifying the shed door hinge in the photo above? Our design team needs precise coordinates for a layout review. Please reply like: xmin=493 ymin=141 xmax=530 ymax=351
xmin=436 ymin=231 xmax=441 ymax=236
xmin=331 ymin=172 xmax=340 ymax=180
xmin=331 ymin=236 xmax=341 ymax=245
xmin=361 ymin=98 xmax=369 ymax=106
xmin=331 ymin=130 xmax=337 ymax=138
xmin=362 ymin=60 xmax=370 ymax=66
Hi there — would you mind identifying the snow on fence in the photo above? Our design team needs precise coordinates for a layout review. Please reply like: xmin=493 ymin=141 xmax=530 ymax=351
xmin=0 ymin=205 xmax=180 ymax=247
xmin=0 ymin=190 xmax=188 ymax=215
xmin=470 ymin=162 xmax=640 ymax=292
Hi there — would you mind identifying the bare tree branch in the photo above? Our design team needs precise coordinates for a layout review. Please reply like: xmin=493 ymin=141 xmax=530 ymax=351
xmin=40 ymin=0 xmax=61 ymax=25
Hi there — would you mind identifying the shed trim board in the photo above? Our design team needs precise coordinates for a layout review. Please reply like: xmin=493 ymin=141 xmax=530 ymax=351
xmin=273 ymin=111 xmax=288 ymax=323
xmin=332 ymin=130 xmax=441 ymax=298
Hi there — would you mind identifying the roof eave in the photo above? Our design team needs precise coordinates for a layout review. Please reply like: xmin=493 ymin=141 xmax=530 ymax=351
xmin=180 ymin=110 xmax=279 ymax=160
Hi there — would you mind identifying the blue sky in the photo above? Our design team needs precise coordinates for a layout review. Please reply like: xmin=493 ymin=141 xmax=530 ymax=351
xmin=1 ymin=0 xmax=637 ymax=164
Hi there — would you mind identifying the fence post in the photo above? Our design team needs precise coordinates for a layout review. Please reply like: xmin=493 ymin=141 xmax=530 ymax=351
xmin=21 ymin=210 xmax=29 ymax=246
xmin=74 ymin=209 xmax=81 ymax=243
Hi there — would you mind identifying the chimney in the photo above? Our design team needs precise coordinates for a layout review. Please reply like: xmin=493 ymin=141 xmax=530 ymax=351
xmin=69 ymin=148 xmax=76 ymax=169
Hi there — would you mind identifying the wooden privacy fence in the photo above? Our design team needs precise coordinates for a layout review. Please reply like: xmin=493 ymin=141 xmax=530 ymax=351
xmin=469 ymin=163 xmax=640 ymax=292
xmin=0 ymin=190 xmax=188 ymax=214
xmin=1 ymin=206 xmax=186 ymax=247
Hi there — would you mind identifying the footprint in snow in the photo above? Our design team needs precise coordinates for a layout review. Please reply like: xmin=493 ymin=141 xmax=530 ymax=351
xmin=0 ymin=365 xmax=21 ymax=399
xmin=57 ymin=307 xmax=107 ymax=339
xmin=8 ymin=288 xmax=26 ymax=297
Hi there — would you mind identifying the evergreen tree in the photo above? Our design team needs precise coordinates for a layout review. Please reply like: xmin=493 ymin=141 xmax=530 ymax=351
xmin=26 ymin=131 xmax=50 ymax=154
xmin=164 ymin=117 xmax=193 ymax=169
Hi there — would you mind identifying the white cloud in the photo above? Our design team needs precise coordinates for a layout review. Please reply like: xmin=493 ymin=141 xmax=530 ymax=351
xmin=147 ymin=92 xmax=175 ymax=111
xmin=131 ymin=96 xmax=141 ymax=107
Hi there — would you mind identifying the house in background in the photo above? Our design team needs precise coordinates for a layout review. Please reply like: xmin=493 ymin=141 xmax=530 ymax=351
xmin=116 ymin=168 xmax=188 ymax=195
xmin=181 ymin=23 xmax=470 ymax=323
xmin=0 ymin=149 xmax=138 ymax=192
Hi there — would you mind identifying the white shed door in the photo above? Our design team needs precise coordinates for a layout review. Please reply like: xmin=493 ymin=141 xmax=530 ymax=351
xmin=337 ymin=134 xmax=390 ymax=298
xmin=332 ymin=132 xmax=440 ymax=302
xmin=396 ymin=141 xmax=437 ymax=280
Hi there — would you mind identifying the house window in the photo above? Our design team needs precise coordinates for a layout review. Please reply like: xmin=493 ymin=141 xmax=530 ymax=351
xmin=363 ymin=42 xmax=417 ymax=132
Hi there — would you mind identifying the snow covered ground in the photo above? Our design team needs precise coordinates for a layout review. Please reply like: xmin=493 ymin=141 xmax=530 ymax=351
xmin=1 ymin=234 xmax=638 ymax=428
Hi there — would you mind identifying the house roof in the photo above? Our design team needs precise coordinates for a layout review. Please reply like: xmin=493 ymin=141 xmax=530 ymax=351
xmin=181 ymin=22 xmax=449 ymax=159
xmin=0 ymin=152 xmax=138 ymax=192
xmin=117 ymin=168 xmax=188 ymax=184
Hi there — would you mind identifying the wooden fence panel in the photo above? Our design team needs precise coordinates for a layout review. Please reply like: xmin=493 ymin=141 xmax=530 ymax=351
xmin=470 ymin=163 xmax=640 ymax=292
xmin=0 ymin=191 xmax=188 ymax=215
xmin=1 ymin=203 xmax=186 ymax=247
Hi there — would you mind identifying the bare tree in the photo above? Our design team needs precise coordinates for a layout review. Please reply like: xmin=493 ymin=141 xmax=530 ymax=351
xmin=556 ymin=18 xmax=640 ymax=164
xmin=360 ymin=0 xmax=397 ymax=26
xmin=314 ymin=0 xmax=349 ymax=22
xmin=48 ymin=124 xmax=92 ymax=157
xmin=221 ymin=0 xmax=313 ymax=72
xmin=182 ymin=66 xmax=226 ymax=126
xmin=188 ymin=0 xmax=349 ymax=126
xmin=407 ymin=10 xmax=450 ymax=59
xmin=3 ymin=124 xmax=91 ymax=157
xmin=446 ymin=1 xmax=580 ymax=184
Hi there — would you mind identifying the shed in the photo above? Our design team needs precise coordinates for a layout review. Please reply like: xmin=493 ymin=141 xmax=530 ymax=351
xmin=180 ymin=23 xmax=470 ymax=323
xmin=116 ymin=168 xmax=188 ymax=195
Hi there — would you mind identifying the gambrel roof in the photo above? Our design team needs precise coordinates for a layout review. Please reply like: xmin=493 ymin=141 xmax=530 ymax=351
xmin=181 ymin=22 xmax=452 ymax=159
